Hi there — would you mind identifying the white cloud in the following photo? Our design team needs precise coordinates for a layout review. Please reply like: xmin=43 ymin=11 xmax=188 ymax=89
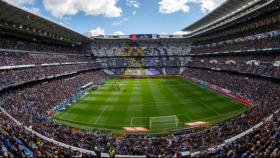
xmin=158 ymin=0 xmax=225 ymax=14
xmin=3 ymin=0 xmax=41 ymax=14
xmin=58 ymin=22 xmax=64 ymax=26
xmin=132 ymin=11 xmax=136 ymax=15
xmin=113 ymin=31 xmax=125 ymax=35
xmin=43 ymin=0 xmax=122 ymax=18
xmin=173 ymin=31 xmax=190 ymax=35
xmin=63 ymin=16 xmax=72 ymax=21
xmin=126 ymin=0 xmax=141 ymax=8
xmin=112 ymin=17 xmax=128 ymax=26
xmin=123 ymin=17 xmax=128 ymax=21
xmin=159 ymin=0 xmax=190 ymax=14
xmin=86 ymin=27 xmax=105 ymax=37
xmin=190 ymin=0 xmax=225 ymax=13
xmin=4 ymin=0 xmax=34 ymax=5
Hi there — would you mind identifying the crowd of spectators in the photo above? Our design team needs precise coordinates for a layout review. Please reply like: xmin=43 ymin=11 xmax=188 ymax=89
xmin=92 ymin=47 xmax=190 ymax=57
xmin=0 ymin=70 xmax=109 ymax=126
xmin=0 ymin=64 xmax=98 ymax=89
xmin=93 ymin=47 xmax=189 ymax=70
xmin=0 ymin=10 xmax=280 ymax=156
xmin=0 ymin=37 xmax=279 ymax=157
xmin=190 ymin=31 xmax=280 ymax=54
xmin=0 ymin=52 xmax=92 ymax=66
xmin=0 ymin=36 xmax=82 ymax=54
xmin=1 ymin=64 xmax=279 ymax=157
xmin=0 ymin=112 xmax=91 ymax=157
xmin=206 ymin=112 xmax=280 ymax=158
xmin=100 ymin=56 xmax=186 ymax=70
xmin=180 ymin=68 xmax=280 ymax=156
xmin=0 ymin=52 xmax=98 ymax=89
xmin=189 ymin=53 xmax=280 ymax=79
xmin=0 ymin=70 xmax=109 ymax=157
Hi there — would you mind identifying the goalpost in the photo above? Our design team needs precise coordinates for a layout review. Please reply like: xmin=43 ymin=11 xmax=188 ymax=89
xmin=150 ymin=115 xmax=179 ymax=131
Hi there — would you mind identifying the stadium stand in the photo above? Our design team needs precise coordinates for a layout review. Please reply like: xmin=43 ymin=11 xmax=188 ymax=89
xmin=0 ymin=0 xmax=280 ymax=157
xmin=0 ymin=112 xmax=91 ymax=157
xmin=0 ymin=52 xmax=98 ymax=90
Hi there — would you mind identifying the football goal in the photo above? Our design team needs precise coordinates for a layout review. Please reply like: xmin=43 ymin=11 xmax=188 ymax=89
xmin=150 ymin=115 xmax=179 ymax=131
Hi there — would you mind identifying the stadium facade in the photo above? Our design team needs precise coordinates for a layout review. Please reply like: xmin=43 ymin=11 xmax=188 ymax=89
xmin=0 ymin=0 xmax=280 ymax=157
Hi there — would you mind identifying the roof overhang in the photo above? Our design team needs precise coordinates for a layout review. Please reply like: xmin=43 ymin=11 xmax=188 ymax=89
xmin=183 ymin=0 xmax=261 ymax=33
xmin=0 ymin=0 xmax=91 ymax=44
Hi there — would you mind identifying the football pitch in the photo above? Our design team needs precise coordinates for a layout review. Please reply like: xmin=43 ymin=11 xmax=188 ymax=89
xmin=54 ymin=78 xmax=250 ymax=133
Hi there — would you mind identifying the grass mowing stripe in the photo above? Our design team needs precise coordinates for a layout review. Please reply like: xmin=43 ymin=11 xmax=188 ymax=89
xmin=137 ymin=79 xmax=158 ymax=125
xmin=183 ymin=78 xmax=252 ymax=109
xmin=197 ymin=100 xmax=221 ymax=115
xmin=158 ymin=78 xmax=195 ymax=122
xmin=185 ymin=113 xmax=193 ymax=121
xmin=94 ymin=105 xmax=109 ymax=124
xmin=104 ymin=79 xmax=135 ymax=126
xmin=86 ymin=86 xmax=115 ymax=124
xmin=160 ymin=79 xmax=219 ymax=120
xmin=54 ymin=78 xmax=250 ymax=133
xmin=171 ymin=79 xmax=247 ymax=114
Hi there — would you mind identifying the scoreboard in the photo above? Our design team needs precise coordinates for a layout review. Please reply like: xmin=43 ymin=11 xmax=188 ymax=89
xmin=130 ymin=34 xmax=159 ymax=39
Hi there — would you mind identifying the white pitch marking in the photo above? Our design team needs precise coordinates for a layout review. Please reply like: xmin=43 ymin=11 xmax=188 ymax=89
xmin=185 ymin=113 xmax=193 ymax=121
xmin=94 ymin=105 xmax=109 ymax=124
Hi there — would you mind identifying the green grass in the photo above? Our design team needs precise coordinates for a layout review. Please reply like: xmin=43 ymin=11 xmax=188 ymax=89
xmin=54 ymin=78 xmax=250 ymax=133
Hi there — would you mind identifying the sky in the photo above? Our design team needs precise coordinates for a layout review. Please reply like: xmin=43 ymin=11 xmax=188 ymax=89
xmin=4 ymin=0 xmax=225 ymax=36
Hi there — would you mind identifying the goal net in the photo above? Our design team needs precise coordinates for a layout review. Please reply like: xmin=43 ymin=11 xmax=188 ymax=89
xmin=150 ymin=115 xmax=179 ymax=131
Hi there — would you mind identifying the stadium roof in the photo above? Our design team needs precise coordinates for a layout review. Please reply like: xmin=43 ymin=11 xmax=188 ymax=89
xmin=0 ymin=0 xmax=91 ymax=44
xmin=183 ymin=0 xmax=260 ymax=33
